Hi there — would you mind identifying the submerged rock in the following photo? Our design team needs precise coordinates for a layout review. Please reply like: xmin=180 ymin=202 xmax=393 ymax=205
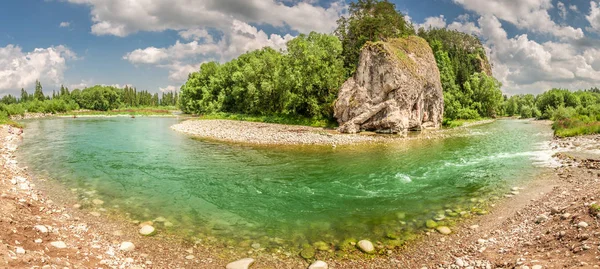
xmin=436 ymin=226 xmax=452 ymax=235
xmin=226 ymin=258 xmax=255 ymax=269
xmin=334 ymin=36 xmax=444 ymax=135
xmin=34 ymin=225 xmax=48 ymax=233
xmin=426 ymin=219 xmax=438 ymax=229
xmin=139 ymin=225 xmax=155 ymax=236
xmin=300 ymin=246 xmax=316 ymax=259
xmin=357 ymin=240 xmax=375 ymax=253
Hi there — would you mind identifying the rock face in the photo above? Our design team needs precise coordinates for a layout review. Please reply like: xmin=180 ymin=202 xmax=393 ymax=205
xmin=334 ymin=36 xmax=444 ymax=135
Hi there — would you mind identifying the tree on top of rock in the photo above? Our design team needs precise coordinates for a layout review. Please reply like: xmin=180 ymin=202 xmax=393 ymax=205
xmin=335 ymin=0 xmax=414 ymax=74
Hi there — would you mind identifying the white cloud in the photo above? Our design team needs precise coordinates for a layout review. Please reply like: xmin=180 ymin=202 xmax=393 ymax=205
xmin=179 ymin=28 xmax=214 ymax=42
xmin=66 ymin=0 xmax=345 ymax=37
xmin=417 ymin=15 xmax=447 ymax=30
xmin=453 ymin=0 xmax=584 ymax=39
xmin=159 ymin=85 xmax=179 ymax=92
xmin=474 ymin=15 xmax=600 ymax=94
xmin=124 ymin=20 xmax=293 ymax=83
xmin=0 ymin=45 xmax=76 ymax=92
xmin=59 ymin=21 xmax=71 ymax=28
xmin=569 ymin=4 xmax=578 ymax=12
xmin=557 ymin=2 xmax=567 ymax=20
xmin=587 ymin=1 xmax=600 ymax=34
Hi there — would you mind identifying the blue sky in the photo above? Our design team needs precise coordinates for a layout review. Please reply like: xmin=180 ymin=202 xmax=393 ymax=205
xmin=2 ymin=0 xmax=600 ymax=96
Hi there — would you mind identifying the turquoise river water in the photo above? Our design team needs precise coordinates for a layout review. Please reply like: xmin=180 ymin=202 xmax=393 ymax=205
xmin=17 ymin=118 xmax=555 ymax=252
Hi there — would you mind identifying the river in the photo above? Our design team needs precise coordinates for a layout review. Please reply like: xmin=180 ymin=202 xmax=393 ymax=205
xmin=17 ymin=118 xmax=555 ymax=251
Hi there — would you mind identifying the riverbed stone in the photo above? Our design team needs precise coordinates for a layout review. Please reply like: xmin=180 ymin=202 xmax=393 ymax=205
xmin=139 ymin=225 xmax=156 ymax=236
xmin=300 ymin=246 xmax=316 ymax=259
xmin=50 ymin=241 xmax=67 ymax=249
xmin=92 ymin=199 xmax=104 ymax=205
xmin=313 ymin=241 xmax=329 ymax=251
xmin=119 ymin=242 xmax=135 ymax=252
xmin=357 ymin=240 xmax=375 ymax=253
xmin=426 ymin=220 xmax=438 ymax=228
xmin=226 ymin=258 xmax=254 ymax=269
xmin=436 ymin=226 xmax=452 ymax=235
xmin=309 ymin=260 xmax=328 ymax=269
xmin=15 ymin=247 xmax=25 ymax=254
xmin=577 ymin=221 xmax=589 ymax=228
xmin=34 ymin=225 xmax=48 ymax=233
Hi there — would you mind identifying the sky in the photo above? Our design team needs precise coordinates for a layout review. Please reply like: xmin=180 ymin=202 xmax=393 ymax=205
xmin=2 ymin=0 xmax=600 ymax=96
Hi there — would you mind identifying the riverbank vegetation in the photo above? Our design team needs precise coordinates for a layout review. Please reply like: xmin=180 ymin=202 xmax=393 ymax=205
xmin=504 ymin=88 xmax=600 ymax=137
xmin=0 ymin=81 xmax=180 ymax=120
xmin=179 ymin=0 xmax=503 ymax=127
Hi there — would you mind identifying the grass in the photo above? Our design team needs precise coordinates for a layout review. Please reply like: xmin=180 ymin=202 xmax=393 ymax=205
xmin=67 ymin=107 xmax=177 ymax=116
xmin=553 ymin=117 xmax=600 ymax=137
xmin=195 ymin=112 xmax=337 ymax=128
xmin=0 ymin=115 xmax=24 ymax=128
xmin=442 ymin=118 xmax=489 ymax=128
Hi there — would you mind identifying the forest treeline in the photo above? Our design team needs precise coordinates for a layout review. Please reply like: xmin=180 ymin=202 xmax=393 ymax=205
xmin=179 ymin=0 xmax=504 ymax=123
xmin=0 ymin=81 xmax=178 ymax=117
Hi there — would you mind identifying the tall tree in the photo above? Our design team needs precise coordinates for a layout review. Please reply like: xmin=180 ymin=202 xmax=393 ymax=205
xmin=33 ymin=80 xmax=45 ymax=101
xmin=335 ymin=0 xmax=414 ymax=73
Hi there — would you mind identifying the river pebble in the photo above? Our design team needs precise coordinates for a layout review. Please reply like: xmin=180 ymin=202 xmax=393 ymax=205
xmin=34 ymin=225 xmax=48 ymax=233
xmin=436 ymin=226 xmax=452 ymax=235
xmin=50 ymin=241 xmax=67 ymax=249
xmin=226 ymin=258 xmax=255 ymax=269
xmin=139 ymin=225 xmax=155 ymax=236
xmin=308 ymin=260 xmax=328 ymax=269
xmin=119 ymin=242 xmax=135 ymax=252
xmin=357 ymin=240 xmax=375 ymax=253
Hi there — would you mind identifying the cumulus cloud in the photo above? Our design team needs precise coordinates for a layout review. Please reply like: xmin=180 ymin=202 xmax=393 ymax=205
xmin=0 ymin=45 xmax=76 ymax=92
xmin=471 ymin=15 xmax=600 ymax=94
xmin=453 ymin=0 xmax=584 ymax=39
xmin=416 ymin=15 xmax=447 ymax=30
xmin=59 ymin=21 xmax=71 ymax=28
xmin=587 ymin=1 xmax=600 ymax=34
xmin=66 ymin=0 xmax=345 ymax=37
xmin=124 ymin=20 xmax=293 ymax=83
xmin=159 ymin=85 xmax=179 ymax=92
xmin=178 ymin=28 xmax=214 ymax=42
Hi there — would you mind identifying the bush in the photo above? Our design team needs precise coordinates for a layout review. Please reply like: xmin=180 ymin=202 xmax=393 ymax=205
xmin=455 ymin=108 xmax=480 ymax=120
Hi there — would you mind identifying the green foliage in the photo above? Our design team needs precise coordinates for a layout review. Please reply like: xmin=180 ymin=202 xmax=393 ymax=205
xmin=180 ymin=32 xmax=346 ymax=121
xmin=421 ymin=28 xmax=499 ymax=120
xmin=0 ymin=82 xmax=178 ymax=118
xmin=335 ymin=0 xmax=414 ymax=73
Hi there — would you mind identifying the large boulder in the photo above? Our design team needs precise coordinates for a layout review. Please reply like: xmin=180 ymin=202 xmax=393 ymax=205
xmin=334 ymin=36 xmax=444 ymax=135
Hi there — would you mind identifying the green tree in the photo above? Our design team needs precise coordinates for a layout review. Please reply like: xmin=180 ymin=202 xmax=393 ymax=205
xmin=335 ymin=0 xmax=414 ymax=73
xmin=33 ymin=80 xmax=45 ymax=101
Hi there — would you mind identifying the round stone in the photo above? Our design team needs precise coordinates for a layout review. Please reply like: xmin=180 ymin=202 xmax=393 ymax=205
xmin=309 ymin=260 xmax=328 ymax=269
xmin=226 ymin=258 xmax=255 ymax=269
xmin=436 ymin=226 xmax=452 ymax=235
xmin=119 ymin=242 xmax=135 ymax=252
xmin=357 ymin=240 xmax=375 ymax=253
xmin=139 ymin=225 xmax=155 ymax=236
xmin=578 ymin=222 xmax=589 ymax=228
xmin=92 ymin=199 xmax=104 ymax=205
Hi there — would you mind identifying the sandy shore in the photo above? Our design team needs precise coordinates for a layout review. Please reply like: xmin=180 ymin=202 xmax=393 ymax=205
xmin=2 ymin=122 xmax=600 ymax=268
xmin=171 ymin=119 xmax=496 ymax=146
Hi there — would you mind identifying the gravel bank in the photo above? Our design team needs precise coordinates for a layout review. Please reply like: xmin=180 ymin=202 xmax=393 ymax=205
xmin=171 ymin=119 xmax=493 ymax=146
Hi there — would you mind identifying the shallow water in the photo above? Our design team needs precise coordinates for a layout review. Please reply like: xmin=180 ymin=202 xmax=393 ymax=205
xmin=18 ymin=118 xmax=554 ymax=251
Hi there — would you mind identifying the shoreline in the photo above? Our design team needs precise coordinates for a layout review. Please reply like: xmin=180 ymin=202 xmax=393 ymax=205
xmin=171 ymin=118 xmax=496 ymax=146
xmin=3 ymin=124 xmax=600 ymax=268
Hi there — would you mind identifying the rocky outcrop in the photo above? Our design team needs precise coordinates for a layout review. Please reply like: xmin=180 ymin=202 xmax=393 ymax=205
xmin=334 ymin=36 xmax=444 ymax=135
